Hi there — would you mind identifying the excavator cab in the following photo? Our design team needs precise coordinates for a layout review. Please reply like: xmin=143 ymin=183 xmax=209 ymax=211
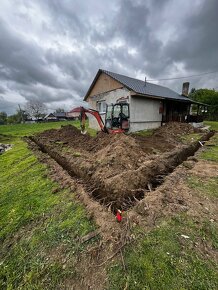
xmin=105 ymin=103 xmax=130 ymax=131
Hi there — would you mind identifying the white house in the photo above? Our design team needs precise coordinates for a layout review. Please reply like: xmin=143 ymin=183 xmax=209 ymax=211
xmin=83 ymin=69 xmax=204 ymax=132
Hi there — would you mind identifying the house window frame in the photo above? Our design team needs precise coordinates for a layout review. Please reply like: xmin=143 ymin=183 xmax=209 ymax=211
xmin=97 ymin=100 xmax=106 ymax=114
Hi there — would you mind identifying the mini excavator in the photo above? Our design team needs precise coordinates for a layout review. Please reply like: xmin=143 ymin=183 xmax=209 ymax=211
xmin=73 ymin=102 xmax=130 ymax=134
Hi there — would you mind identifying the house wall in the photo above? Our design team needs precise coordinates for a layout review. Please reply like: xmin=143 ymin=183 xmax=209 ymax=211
xmin=86 ymin=73 xmax=163 ymax=132
xmin=129 ymin=96 xmax=162 ymax=131
xmin=67 ymin=112 xmax=80 ymax=118
xmin=88 ymin=73 xmax=123 ymax=97
xmin=87 ymin=88 xmax=130 ymax=130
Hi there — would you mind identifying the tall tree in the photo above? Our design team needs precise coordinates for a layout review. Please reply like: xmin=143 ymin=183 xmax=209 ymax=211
xmin=25 ymin=100 xmax=46 ymax=120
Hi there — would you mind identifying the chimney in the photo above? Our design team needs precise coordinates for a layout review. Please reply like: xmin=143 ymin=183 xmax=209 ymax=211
xmin=182 ymin=82 xmax=190 ymax=96
xmin=144 ymin=76 xmax=146 ymax=87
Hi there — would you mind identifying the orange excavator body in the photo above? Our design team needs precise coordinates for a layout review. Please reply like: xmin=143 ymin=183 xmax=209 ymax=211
xmin=73 ymin=105 xmax=129 ymax=134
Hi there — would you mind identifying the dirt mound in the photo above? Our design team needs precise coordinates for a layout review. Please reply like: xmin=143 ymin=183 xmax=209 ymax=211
xmin=37 ymin=123 xmax=191 ymax=156
xmin=34 ymin=125 xmax=149 ymax=182
xmin=32 ymin=123 xmax=213 ymax=212
xmin=37 ymin=125 xmax=132 ymax=153
xmin=38 ymin=125 xmax=92 ymax=151
xmin=153 ymin=122 xmax=196 ymax=141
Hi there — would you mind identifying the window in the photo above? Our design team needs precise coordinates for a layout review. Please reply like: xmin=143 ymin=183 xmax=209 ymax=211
xmin=97 ymin=101 xmax=106 ymax=113
xmin=122 ymin=104 xmax=129 ymax=118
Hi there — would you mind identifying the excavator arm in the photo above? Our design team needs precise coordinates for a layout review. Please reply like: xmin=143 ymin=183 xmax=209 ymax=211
xmin=72 ymin=105 xmax=128 ymax=134
xmin=73 ymin=107 xmax=108 ymax=133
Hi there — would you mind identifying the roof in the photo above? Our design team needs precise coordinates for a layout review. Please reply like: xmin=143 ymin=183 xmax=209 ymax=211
xmin=54 ymin=112 xmax=66 ymax=117
xmin=44 ymin=113 xmax=56 ymax=119
xmin=84 ymin=69 xmax=192 ymax=102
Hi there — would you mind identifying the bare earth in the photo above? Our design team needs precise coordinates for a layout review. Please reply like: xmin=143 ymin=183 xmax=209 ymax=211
xmin=27 ymin=123 xmax=217 ymax=289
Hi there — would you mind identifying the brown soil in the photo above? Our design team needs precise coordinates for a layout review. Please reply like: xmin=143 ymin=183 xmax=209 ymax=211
xmin=30 ymin=123 xmax=211 ymax=212
xmin=26 ymin=127 xmax=217 ymax=289
xmin=189 ymin=160 xmax=218 ymax=178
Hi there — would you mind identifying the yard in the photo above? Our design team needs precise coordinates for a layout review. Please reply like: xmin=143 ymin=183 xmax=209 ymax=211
xmin=0 ymin=121 xmax=217 ymax=289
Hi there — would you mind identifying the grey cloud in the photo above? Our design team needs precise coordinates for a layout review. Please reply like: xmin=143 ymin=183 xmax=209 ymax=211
xmin=0 ymin=0 xmax=217 ymax=115
xmin=164 ymin=0 xmax=218 ymax=71
xmin=0 ymin=19 xmax=66 ymax=89
xmin=0 ymin=96 xmax=18 ymax=114
xmin=0 ymin=85 xmax=6 ymax=94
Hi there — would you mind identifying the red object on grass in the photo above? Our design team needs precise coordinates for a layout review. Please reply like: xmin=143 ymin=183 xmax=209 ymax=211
xmin=116 ymin=210 xmax=122 ymax=222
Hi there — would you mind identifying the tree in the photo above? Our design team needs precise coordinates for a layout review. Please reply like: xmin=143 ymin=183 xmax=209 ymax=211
xmin=25 ymin=100 xmax=47 ymax=120
xmin=189 ymin=88 xmax=218 ymax=121
xmin=0 ymin=111 xmax=7 ymax=124
xmin=7 ymin=110 xmax=23 ymax=124
xmin=55 ymin=108 xmax=65 ymax=113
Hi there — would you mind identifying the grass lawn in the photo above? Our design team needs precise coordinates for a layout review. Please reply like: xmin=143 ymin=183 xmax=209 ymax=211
xmin=0 ymin=121 xmax=218 ymax=289
xmin=204 ymin=121 xmax=218 ymax=131
xmin=0 ymin=120 xmax=79 ymax=137
xmin=0 ymin=121 xmax=97 ymax=289
xmin=109 ymin=216 xmax=218 ymax=290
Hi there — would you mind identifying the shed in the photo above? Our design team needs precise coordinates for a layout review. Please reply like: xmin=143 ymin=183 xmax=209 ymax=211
xmin=67 ymin=107 xmax=81 ymax=120
xmin=44 ymin=113 xmax=57 ymax=122
xmin=54 ymin=112 xmax=67 ymax=121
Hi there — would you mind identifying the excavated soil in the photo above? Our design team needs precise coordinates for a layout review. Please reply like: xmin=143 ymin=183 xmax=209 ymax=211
xmin=30 ymin=123 xmax=213 ymax=212
xmin=26 ymin=125 xmax=216 ymax=289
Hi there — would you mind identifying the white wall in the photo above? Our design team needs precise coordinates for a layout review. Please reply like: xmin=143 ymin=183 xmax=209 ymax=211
xmin=88 ymin=88 xmax=130 ymax=130
xmin=129 ymin=96 xmax=162 ymax=131
xmin=87 ymin=90 xmax=163 ymax=132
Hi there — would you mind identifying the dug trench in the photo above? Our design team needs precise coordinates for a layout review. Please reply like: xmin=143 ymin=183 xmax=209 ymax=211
xmin=28 ymin=124 xmax=214 ymax=214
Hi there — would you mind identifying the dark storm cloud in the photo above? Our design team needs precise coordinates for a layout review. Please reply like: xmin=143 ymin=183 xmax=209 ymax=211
xmin=39 ymin=0 xmax=88 ymax=38
xmin=0 ymin=19 xmax=65 ymax=89
xmin=0 ymin=0 xmax=217 ymax=115
xmin=165 ymin=0 xmax=218 ymax=72
xmin=87 ymin=0 xmax=171 ymax=77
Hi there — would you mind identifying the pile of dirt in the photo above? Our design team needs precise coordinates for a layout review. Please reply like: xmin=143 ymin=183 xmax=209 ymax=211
xmin=153 ymin=122 xmax=197 ymax=141
xmin=130 ymin=122 xmax=198 ymax=153
xmin=37 ymin=123 xmax=192 ymax=156
xmin=32 ymin=124 xmax=213 ymax=212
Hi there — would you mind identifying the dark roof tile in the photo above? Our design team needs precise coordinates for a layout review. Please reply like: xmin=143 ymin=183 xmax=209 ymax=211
xmin=102 ymin=70 xmax=191 ymax=102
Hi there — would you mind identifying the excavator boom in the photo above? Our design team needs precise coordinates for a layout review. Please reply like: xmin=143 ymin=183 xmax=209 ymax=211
xmin=72 ymin=107 xmax=108 ymax=133
xmin=73 ymin=105 xmax=129 ymax=134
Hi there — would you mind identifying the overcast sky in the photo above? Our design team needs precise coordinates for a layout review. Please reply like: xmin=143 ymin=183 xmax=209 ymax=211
xmin=0 ymin=0 xmax=218 ymax=115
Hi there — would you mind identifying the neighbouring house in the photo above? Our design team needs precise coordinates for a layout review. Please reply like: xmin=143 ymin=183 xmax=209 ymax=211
xmin=44 ymin=113 xmax=57 ymax=122
xmin=54 ymin=112 xmax=67 ymax=121
xmin=84 ymin=69 xmax=206 ymax=132
xmin=67 ymin=107 xmax=81 ymax=120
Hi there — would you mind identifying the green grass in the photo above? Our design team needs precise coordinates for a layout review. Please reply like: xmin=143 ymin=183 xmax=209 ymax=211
xmin=0 ymin=120 xmax=97 ymax=138
xmin=109 ymin=215 xmax=218 ymax=290
xmin=188 ymin=176 xmax=218 ymax=198
xmin=199 ymin=133 xmax=218 ymax=162
xmin=133 ymin=129 xmax=154 ymax=137
xmin=0 ymin=122 xmax=97 ymax=289
xmin=180 ymin=133 xmax=202 ymax=144
xmin=204 ymin=121 xmax=218 ymax=131
xmin=72 ymin=152 xmax=82 ymax=157
xmin=186 ymin=132 xmax=218 ymax=200
xmin=0 ymin=121 xmax=78 ymax=137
